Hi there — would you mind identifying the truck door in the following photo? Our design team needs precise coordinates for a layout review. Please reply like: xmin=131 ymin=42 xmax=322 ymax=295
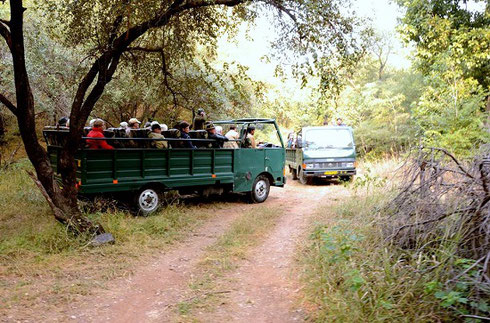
xmin=233 ymin=148 xmax=266 ymax=192
xmin=265 ymin=147 xmax=284 ymax=181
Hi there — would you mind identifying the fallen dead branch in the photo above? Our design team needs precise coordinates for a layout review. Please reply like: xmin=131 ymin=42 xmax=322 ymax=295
xmin=384 ymin=146 xmax=490 ymax=315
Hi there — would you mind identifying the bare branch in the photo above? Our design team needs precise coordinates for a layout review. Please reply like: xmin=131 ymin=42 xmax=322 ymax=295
xmin=262 ymin=0 xmax=297 ymax=24
xmin=0 ymin=19 xmax=12 ymax=49
xmin=126 ymin=46 xmax=164 ymax=53
xmin=0 ymin=93 xmax=17 ymax=115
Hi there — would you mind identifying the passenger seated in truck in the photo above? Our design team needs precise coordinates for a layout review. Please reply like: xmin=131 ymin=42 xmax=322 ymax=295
xmin=127 ymin=118 xmax=141 ymax=136
xmin=179 ymin=121 xmax=197 ymax=149
xmin=206 ymin=123 xmax=228 ymax=148
xmin=86 ymin=119 xmax=114 ymax=150
xmin=149 ymin=123 xmax=168 ymax=149
xmin=224 ymin=125 xmax=239 ymax=148
xmin=243 ymin=126 xmax=256 ymax=148
xmin=120 ymin=121 xmax=128 ymax=132
xmin=57 ymin=116 xmax=69 ymax=128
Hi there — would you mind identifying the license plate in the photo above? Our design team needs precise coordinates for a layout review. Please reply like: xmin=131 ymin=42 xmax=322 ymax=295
xmin=324 ymin=171 xmax=338 ymax=175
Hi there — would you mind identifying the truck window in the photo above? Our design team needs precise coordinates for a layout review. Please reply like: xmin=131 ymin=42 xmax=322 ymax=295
xmin=253 ymin=123 xmax=283 ymax=148
xmin=304 ymin=129 xmax=353 ymax=149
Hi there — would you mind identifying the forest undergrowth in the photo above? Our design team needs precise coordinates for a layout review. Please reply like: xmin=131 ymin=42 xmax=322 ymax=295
xmin=300 ymin=151 xmax=490 ymax=322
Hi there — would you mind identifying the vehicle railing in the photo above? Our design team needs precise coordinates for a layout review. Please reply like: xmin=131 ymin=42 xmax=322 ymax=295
xmin=44 ymin=134 xmax=243 ymax=149
xmin=80 ymin=137 xmax=240 ymax=142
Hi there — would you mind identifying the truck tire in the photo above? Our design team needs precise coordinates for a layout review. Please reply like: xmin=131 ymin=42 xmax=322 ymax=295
xmin=299 ymin=169 xmax=312 ymax=185
xmin=291 ymin=167 xmax=298 ymax=180
xmin=134 ymin=187 xmax=160 ymax=216
xmin=248 ymin=175 xmax=270 ymax=203
xmin=340 ymin=175 xmax=354 ymax=183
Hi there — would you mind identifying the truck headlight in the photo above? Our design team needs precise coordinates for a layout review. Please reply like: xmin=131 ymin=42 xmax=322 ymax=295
xmin=305 ymin=163 xmax=315 ymax=169
xmin=344 ymin=162 xmax=354 ymax=168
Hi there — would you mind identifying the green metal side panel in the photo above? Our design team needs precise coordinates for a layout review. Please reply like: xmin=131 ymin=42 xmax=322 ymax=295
xmin=76 ymin=149 xmax=237 ymax=194
xmin=46 ymin=146 xmax=284 ymax=195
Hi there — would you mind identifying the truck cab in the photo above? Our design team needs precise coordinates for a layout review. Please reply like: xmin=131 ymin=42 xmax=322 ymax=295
xmin=286 ymin=126 xmax=356 ymax=184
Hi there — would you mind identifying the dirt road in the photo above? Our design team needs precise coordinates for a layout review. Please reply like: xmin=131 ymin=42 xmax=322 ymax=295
xmin=63 ymin=178 xmax=347 ymax=322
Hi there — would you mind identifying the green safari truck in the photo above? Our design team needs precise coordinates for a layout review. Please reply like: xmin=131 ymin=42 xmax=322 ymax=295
xmin=286 ymin=126 xmax=356 ymax=184
xmin=44 ymin=118 xmax=286 ymax=215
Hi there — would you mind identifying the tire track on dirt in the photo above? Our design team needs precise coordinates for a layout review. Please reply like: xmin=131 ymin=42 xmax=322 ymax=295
xmin=194 ymin=181 xmax=347 ymax=322
xmin=55 ymin=178 xmax=345 ymax=322
xmin=64 ymin=184 xmax=303 ymax=322
xmin=65 ymin=204 xmax=246 ymax=323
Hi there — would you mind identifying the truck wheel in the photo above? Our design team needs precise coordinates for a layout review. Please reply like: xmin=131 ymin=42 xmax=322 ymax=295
xmin=248 ymin=175 xmax=270 ymax=203
xmin=340 ymin=175 xmax=354 ymax=183
xmin=134 ymin=187 xmax=160 ymax=216
xmin=291 ymin=168 xmax=298 ymax=180
xmin=299 ymin=169 xmax=312 ymax=185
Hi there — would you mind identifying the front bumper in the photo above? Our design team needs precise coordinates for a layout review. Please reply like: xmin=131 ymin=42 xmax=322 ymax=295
xmin=303 ymin=169 xmax=356 ymax=178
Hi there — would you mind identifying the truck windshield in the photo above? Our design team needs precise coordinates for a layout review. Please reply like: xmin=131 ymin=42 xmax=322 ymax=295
xmin=304 ymin=128 xmax=353 ymax=149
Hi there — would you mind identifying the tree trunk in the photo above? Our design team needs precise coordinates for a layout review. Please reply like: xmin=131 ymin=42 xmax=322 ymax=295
xmin=5 ymin=0 xmax=104 ymax=235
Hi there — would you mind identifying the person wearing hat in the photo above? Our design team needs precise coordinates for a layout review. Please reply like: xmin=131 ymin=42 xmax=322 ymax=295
xmin=243 ymin=125 xmax=256 ymax=148
xmin=178 ymin=121 xmax=196 ymax=149
xmin=192 ymin=108 xmax=206 ymax=130
xmin=148 ymin=123 xmax=168 ymax=149
xmin=57 ymin=116 xmax=69 ymax=128
xmin=127 ymin=117 xmax=141 ymax=135
xmin=206 ymin=123 xmax=228 ymax=148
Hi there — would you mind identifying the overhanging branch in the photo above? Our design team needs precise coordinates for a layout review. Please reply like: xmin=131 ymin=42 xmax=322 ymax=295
xmin=0 ymin=93 xmax=17 ymax=115
xmin=262 ymin=0 xmax=297 ymax=24
xmin=126 ymin=46 xmax=164 ymax=53
xmin=0 ymin=19 xmax=12 ymax=49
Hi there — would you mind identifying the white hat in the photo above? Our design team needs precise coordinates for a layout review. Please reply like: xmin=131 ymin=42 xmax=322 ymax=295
xmin=151 ymin=121 xmax=160 ymax=126
xmin=120 ymin=122 xmax=128 ymax=129
xmin=89 ymin=119 xmax=96 ymax=127
xmin=160 ymin=124 xmax=168 ymax=131
xmin=128 ymin=118 xmax=141 ymax=125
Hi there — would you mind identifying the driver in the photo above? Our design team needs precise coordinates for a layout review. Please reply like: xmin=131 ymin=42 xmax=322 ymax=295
xmin=243 ymin=126 xmax=256 ymax=148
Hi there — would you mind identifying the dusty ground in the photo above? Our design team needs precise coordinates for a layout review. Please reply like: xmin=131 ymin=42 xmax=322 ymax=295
xmin=6 ymin=177 xmax=348 ymax=322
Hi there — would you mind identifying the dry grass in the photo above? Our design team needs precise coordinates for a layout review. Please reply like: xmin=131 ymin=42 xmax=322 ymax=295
xmin=299 ymin=159 xmax=463 ymax=322
xmin=0 ymin=159 xmax=222 ymax=319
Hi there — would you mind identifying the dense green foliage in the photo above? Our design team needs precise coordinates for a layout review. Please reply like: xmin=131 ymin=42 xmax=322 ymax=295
xmin=397 ymin=0 xmax=489 ymax=156
xmin=322 ymin=57 xmax=424 ymax=158
xmin=262 ymin=1 xmax=489 ymax=159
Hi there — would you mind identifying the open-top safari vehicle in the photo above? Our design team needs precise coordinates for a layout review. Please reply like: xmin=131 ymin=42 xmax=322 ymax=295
xmin=43 ymin=118 xmax=286 ymax=215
